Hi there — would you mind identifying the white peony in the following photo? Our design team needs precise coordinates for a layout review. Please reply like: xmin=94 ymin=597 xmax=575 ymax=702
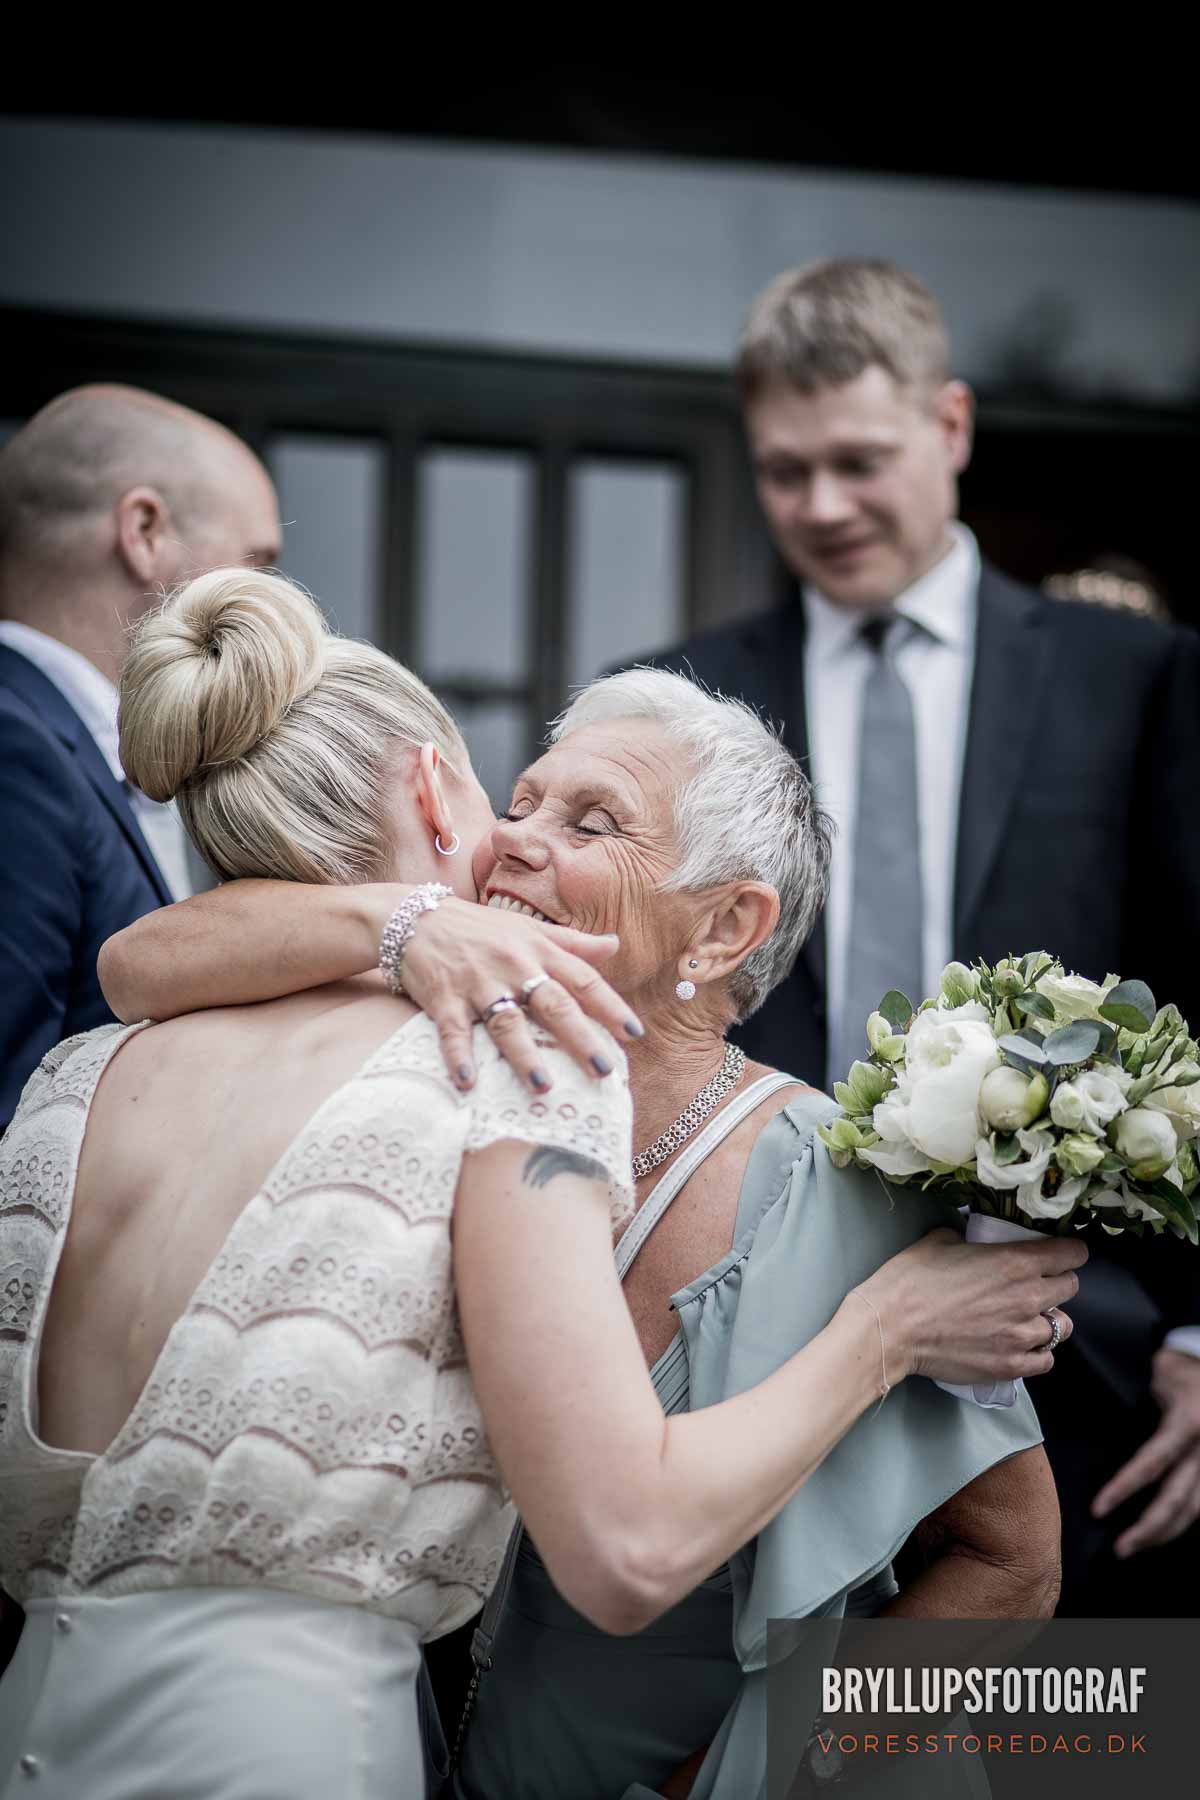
xmin=859 ymin=1094 xmax=934 ymax=1179
xmin=1034 ymin=969 xmax=1116 ymax=1025
xmin=868 ymin=1009 xmax=1001 ymax=1170
xmin=1050 ymin=1069 xmax=1130 ymax=1137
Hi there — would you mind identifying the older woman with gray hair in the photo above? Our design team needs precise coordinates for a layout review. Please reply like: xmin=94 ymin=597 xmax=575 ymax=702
xmin=99 ymin=654 xmax=1078 ymax=1800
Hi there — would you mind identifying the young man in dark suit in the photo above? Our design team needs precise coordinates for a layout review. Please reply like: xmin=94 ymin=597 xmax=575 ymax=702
xmin=0 ymin=385 xmax=283 ymax=1130
xmin=637 ymin=259 xmax=1200 ymax=1613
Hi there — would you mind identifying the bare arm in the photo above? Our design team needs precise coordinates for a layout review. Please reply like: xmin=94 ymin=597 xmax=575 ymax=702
xmin=888 ymin=1446 xmax=1062 ymax=1618
xmin=98 ymin=882 xmax=642 ymax=1090
xmin=99 ymin=880 xmax=386 ymax=1020
xmin=454 ymin=1139 xmax=894 ymax=1635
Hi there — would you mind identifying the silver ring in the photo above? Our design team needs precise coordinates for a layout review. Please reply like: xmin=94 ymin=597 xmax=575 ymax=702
xmin=1043 ymin=1308 xmax=1062 ymax=1352
xmin=520 ymin=973 xmax=551 ymax=1003
xmin=481 ymin=995 xmax=520 ymax=1024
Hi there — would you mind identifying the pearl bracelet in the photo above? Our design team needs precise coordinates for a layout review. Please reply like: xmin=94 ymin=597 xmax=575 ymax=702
xmin=378 ymin=883 xmax=454 ymax=996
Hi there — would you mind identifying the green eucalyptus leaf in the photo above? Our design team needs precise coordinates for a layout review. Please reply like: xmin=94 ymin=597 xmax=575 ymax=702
xmin=991 ymin=1133 xmax=1023 ymax=1166
xmin=998 ymin=1032 xmax=1049 ymax=1067
xmin=1043 ymin=1021 xmax=1102 ymax=1066
xmin=1099 ymin=980 xmax=1156 ymax=1033
xmin=1014 ymin=991 xmax=1056 ymax=1022
xmin=879 ymin=990 xmax=913 ymax=1030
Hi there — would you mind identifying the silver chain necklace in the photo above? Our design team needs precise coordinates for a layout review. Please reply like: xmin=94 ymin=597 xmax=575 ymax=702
xmin=631 ymin=1042 xmax=747 ymax=1181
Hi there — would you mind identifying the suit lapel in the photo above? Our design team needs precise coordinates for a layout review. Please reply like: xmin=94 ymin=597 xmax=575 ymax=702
xmin=72 ymin=729 xmax=175 ymax=907
xmin=953 ymin=565 xmax=1054 ymax=945
xmin=0 ymin=645 xmax=174 ymax=908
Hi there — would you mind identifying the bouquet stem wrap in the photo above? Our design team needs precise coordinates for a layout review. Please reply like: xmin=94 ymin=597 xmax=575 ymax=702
xmin=936 ymin=1212 xmax=1041 ymax=1408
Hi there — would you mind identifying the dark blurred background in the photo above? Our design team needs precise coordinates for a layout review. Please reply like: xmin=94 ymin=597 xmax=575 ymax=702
xmin=3 ymin=83 xmax=1197 ymax=803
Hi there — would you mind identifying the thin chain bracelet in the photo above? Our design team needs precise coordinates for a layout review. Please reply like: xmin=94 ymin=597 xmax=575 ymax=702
xmin=847 ymin=1288 xmax=892 ymax=1413
xmin=378 ymin=883 xmax=454 ymax=996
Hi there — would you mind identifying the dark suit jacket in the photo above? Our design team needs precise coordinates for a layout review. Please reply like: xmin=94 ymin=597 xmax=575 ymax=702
xmin=0 ymin=644 xmax=172 ymax=1129
xmin=632 ymin=563 xmax=1200 ymax=1608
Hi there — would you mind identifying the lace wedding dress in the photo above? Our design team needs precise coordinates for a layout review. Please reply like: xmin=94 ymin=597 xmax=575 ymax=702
xmin=0 ymin=1013 xmax=631 ymax=1798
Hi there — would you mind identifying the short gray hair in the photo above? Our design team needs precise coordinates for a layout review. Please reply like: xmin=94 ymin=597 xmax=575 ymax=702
xmin=550 ymin=667 xmax=832 ymax=1021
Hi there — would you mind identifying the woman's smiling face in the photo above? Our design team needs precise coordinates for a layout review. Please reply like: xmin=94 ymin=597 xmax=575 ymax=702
xmin=476 ymin=718 xmax=703 ymax=1001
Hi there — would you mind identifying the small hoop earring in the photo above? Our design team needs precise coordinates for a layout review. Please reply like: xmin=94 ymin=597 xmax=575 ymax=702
xmin=435 ymin=832 xmax=460 ymax=857
xmin=675 ymin=980 xmax=697 ymax=1002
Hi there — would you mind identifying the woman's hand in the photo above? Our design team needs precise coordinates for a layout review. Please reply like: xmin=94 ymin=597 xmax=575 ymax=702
xmin=399 ymin=896 xmax=644 ymax=1091
xmin=856 ymin=1227 xmax=1087 ymax=1389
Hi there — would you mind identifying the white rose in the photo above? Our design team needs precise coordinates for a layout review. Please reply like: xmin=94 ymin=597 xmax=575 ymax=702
xmin=1020 ymin=1173 xmax=1089 ymax=1222
xmin=893 ymin=1012 xmax=1001 ymax=1166
xmin=1049 ymin=1069 xmax=1130 ymax=1136
xmin=979 ymin=1067 xmax=1049 ymax=1132
xmin=1112 ymin=1107 xmax=1179 ymax=1179
xmin=1144 ymin=1084 xmax=1200 ymax=1143
xmin=976 ymin=1127 xmax=1087 ymax=1220
xmin=976 ymin=1127 xmax=1054 ymax=1192
xmin=1034 ymin=969 xmax=1115 ymax=1025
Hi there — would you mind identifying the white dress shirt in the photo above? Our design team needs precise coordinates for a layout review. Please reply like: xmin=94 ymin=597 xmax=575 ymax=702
xmin=0 ymin=620 xmax=192 ymax=902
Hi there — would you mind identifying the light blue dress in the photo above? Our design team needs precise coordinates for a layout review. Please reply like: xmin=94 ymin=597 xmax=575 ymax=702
xmin=454 ymin=1089 xmax=1042 ymax=1800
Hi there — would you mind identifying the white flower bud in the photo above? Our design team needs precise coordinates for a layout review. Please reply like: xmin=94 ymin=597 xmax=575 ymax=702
xmin=979 ymin=1066 xmax=1049 ymax=1133
xmin=1112 ymin=1106 xmax=1179 ymax=1180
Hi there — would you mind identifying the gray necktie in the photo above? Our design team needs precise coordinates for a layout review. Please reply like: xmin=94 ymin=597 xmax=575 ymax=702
xmin=829 ymin=614 xmax=924 ymax=1089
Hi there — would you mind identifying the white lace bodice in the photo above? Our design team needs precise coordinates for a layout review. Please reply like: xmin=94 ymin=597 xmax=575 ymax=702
xmin=0 ymin=1013 xmax=632 ymax=1639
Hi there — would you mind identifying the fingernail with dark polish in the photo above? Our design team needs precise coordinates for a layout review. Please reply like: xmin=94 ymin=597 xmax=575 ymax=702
xmin=624 ymin=1018 xmax=645 ymax=1038
xmin=591 ymin=1054 xmax=613 ymax=1077
xmin=457 ymin=1064 xmax=474 ymax=1087
xmin=530 ymin=1068 xmax=551 ymax=1092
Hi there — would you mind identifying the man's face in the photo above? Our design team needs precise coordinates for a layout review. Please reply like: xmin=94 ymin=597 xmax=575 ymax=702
xmin=744 ymin=367 xmax=973 ymax=610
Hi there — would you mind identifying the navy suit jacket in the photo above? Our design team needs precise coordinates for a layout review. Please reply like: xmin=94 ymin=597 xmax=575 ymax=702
xmin=0 ymin=644 xmax=172 ymax=1129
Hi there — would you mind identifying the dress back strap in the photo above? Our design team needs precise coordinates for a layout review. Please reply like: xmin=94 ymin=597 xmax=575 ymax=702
xmin=614 ymin=1072 xmax=797 ymax=1280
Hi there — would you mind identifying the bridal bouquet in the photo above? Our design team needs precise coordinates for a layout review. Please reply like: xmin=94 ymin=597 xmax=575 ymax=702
xmin=818 ymin=954 xmax=1200 ymax=1244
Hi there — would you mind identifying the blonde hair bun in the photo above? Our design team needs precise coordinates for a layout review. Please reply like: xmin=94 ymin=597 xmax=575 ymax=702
xmin=120 ymin=568 xmax=328 ymax=801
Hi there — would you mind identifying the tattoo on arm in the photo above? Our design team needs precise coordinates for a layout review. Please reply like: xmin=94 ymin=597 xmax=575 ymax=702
xmin=522 ymin=1146 xmax=610 ymax=1190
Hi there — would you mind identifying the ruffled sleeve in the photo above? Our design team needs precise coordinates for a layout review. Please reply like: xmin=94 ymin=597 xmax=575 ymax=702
xmin=674 ymin=1090 xmax=1043 ymax=1800
xmin=463 ymin=1024 xmax=634 ymax=1234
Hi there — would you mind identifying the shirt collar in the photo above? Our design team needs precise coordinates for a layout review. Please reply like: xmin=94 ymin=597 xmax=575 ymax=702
xmin=0 ymin=621 xmax=123 ymax=780
xmin=802 ymin=522 xmax=979 ymax=658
